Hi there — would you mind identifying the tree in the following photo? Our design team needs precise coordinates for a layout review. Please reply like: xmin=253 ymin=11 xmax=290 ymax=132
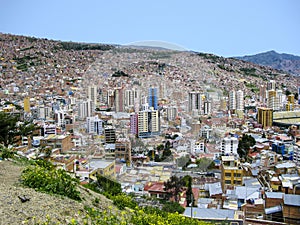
xmin=237 ymin=134 xmax=256 ymax=159
xmin=164 ymin=175 xmax=185 ymax=202
xmin=161 ymin=201 xmax=184 ymax=214
xmin=0 ymin=112 xmax=19 ymax=147
xmin=17 ymin=120 xmax=37 ymax=143
xmin=196 ymin=157 xmax=213 ymax=171
xmin=185 ymin=175 xmax=194 ymax=207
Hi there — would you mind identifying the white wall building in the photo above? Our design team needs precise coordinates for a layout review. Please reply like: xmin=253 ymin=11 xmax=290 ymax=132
xmin=221 ymin=136 xmax=238 ymax=155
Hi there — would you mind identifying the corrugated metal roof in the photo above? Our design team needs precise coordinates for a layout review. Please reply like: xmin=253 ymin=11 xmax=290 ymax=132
xmin=265 ymin=205 xmax=282 ymax=214
xmin=183 ymin=207 xmax=235 ymax=219
xmin=284 ymin=194 xmax=300 ymax=206
xmin=265 ymin=192 xmax=284 ymax=199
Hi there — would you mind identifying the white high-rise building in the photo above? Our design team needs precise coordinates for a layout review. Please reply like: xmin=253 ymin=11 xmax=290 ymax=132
xmin=204 ymin=100 xmax=212 ymax=115
xmin=38 ymin=105 xmax=52 ymax=120
xmin=87 ymin=85 xmax=98 ymax=106
xmin=229 ymin=90 xmax=236 ymax=111
xmin=125 ymin=88 xmax=140 ymax=111
xmin=138 ymin=109 xmax=160 ymax=138
xmin=167 ymin=106 xmax=178 ymax=121
xmin=221 ymin=136 xmax=238 ymax=155
xmin=78 ymin=99 xmax=94 ymax=120
xmin=86 ymin=115 xmax=103 ymax=135
xmin=236 ymin=90 xmax=244 ymax=111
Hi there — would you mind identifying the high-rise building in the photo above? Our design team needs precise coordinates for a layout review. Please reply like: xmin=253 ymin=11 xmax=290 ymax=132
xmin=130 ymin=114 xmax=138 ymax=135
xmin=257 ymin=107 xmax=273 ymax=128
xmin=148 ymin=87 xmax=158 ymax=110
xmin=188 ymin=92 xmax=203 ymax=113
xmin=259 ymin=85 xmax=267 ymax=104
xmin=78 ymin=99 xmax=94 ymax=120
xmin=228 ymin=90 xmax=236 ymax=111
xmin=24 ymin=97 xmax=30 ymax=113
xmin=125 ymin=88 xmax=140 ymax=112
xmin=38 ymin=105 xmax=52 ymax=120
xmin=125 ymin=90 xmax=135 ymax=108
xmin=167 ymin=106 xmax=178 ymax=121
xmin=236 ymin=90 xmax=244 ymax=111
xmin=138 ymin=109 xmax=160 ymax=138
xmin=267 ymin=90 xmax=279 ymax=111
xmin=55 ymin=109 xmax=65 ymax=127
xmin=267 ymin=80 xmax=276 ymax=91
xmin=221 ymin=136 xmax=238 ymax=155
xmin=104 ymin=126 xmax=116 ymax=144
xmin=87 ymin=85 xmax=98 ymax=106
xmin=286 ymin=94 xmax=295 ymax=111
xmin=203 ymin=100 xmax=212 ymax=115
xmin=86 ymin=115 xmax=103 ymax=135
xmin=115 ymin=87 xmax=125 ymax=112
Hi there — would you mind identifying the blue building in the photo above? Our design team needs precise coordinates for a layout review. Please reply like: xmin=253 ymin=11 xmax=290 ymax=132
xmin=148 ymin=87 xmax=158 ymax=110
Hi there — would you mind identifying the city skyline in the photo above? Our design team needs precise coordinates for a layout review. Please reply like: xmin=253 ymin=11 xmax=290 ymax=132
xmin=1 ymin=0 xmax=299 ymax=57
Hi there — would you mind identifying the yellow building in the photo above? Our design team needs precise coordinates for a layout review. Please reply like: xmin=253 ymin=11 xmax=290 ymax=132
xmin=89 ymin=160 xmax=116 ymax=178
xmin=221 ymin=156 xmax=243 ymax=191
xmin=24 ymin=97 xmax=30 ymax=113
xmin=257 ymin=107 xmax=273 ymax=128
xmin=286 ymin=94 xmax=295 ymax=111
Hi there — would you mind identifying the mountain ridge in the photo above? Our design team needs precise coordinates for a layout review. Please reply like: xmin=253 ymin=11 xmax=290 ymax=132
xmin=235 ymin=50 xmax=300 ymax=75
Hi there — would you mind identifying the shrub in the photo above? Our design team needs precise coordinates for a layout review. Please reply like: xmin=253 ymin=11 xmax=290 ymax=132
xmin=22 ymin=161 xmax=81 ymax=201
xmin=111 ymin=193 xmax=137 ymax=210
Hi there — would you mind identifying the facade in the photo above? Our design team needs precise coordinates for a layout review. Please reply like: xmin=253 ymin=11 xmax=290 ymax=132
xmin=86 ymin=115 xmax=103 ymax=135
xmin=267 ymin=80 xmax=276 ymax=90
xmin=191 ymin=140 xmax=206 ymax=154
xmin=203 ymin=100 xmax=212 ymax=115
xmin=200 ymin=125 xmax=212 ymax=139
xmin=221 ymin=136 xmax=238 ymax=155
xmin=24 ymin=97 xmax=30 ymax=113
xmin=148 ymin=87 xmax=158 ymax=110
xmin=130 ymin=113 xmax=138 ymax=135
xmin=167 ymin=106 xmax=178 ymax=121
xmin=115 ymin=87 xmax=125 ymax=112
xmin=78 ymin=99 xmax=94 ymax=120
xmin=257 ymin=107 xmax=273 ymax=128
xmin=267 ymin=90 xmax=280 ymax=111
xmin=104 ymin=126 xmax=116 ymax=144
xmin=137 ymin=109 xmax=160 ymax=138
xmin=87 ymin=85 xmax=98 ymax=106
xmin=115 ymin=138 xmax=132 ymax=164
xmin=221 ymin=156 xmax=243 ymax=191
xmin=40 ymin=134 xmax=73 ymax=153
xmin=259 ymin=85 xmax=267 ymax=104
xmin=236 ymin=90 xmax=244 ymax=111
xmin=188 ymin=92 xmax=203 ymax=113
xmin=229 ymin=90 xmax=236 ymax=111
xmin=90 ymin=159 xmax=116 ymax=178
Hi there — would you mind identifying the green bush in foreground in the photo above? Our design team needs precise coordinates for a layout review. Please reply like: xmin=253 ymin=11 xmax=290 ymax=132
xmin=21 ymin=161 xmax=81 ymax=201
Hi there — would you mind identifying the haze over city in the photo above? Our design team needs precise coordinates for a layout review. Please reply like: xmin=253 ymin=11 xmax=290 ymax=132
xmin=1 ymin=0 xmax=300 ymax=57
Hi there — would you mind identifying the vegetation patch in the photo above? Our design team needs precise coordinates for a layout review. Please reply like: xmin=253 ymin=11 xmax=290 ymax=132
xmin=21 ymin=160 xmax=81 ymax=201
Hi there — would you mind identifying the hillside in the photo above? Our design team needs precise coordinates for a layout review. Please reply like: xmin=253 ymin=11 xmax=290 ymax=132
xmin=0 ymin=160 xmax=121 ymax=225
xmin=1 ymin=33 xmax=299 ymax=108
xmin=236 ymin=50 xmax=300 ymax=75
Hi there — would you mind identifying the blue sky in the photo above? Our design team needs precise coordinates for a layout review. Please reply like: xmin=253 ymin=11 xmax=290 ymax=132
xmin=1 ymin=0 xmax=299 ymax=57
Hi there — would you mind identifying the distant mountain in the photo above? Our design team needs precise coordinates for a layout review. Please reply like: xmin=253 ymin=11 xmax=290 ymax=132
xmin=235 ymin=50 xmax=300 ymax=75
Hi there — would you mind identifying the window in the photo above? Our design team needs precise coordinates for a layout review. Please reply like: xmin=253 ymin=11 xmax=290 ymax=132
xmin=225 ymin=172 xmax=231 ymax=177
xmin=225 ymin=180 xmax=231 ymax=184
